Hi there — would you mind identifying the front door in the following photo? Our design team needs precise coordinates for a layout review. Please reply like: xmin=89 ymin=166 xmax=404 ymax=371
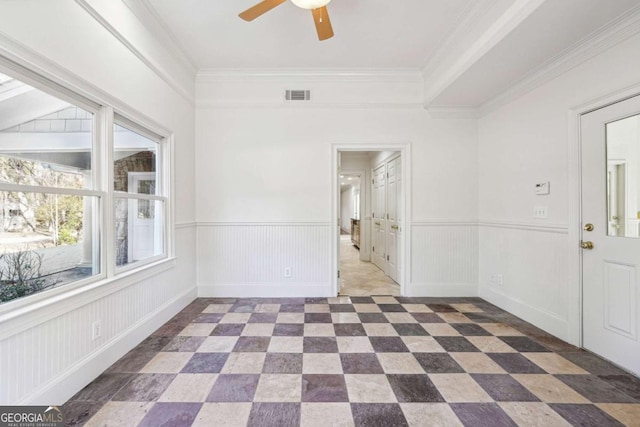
xmin=581 ymin=94 xmax=640 ymax=375
xmin=128 ymin=172 xmax=157 ymax=262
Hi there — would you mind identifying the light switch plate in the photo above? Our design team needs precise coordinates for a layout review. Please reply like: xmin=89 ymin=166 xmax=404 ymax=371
xmin=535 ymin=182 xmax=550 ymax=195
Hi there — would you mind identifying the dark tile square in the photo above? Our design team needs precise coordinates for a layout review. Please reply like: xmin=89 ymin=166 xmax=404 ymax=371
xmin=358 ymin=313 xmax=389 ymax=323
xmin=230 ymin=302 xmax=257 ymax=313
xmin=598 ymin=374 xmax=640 ymax=400
xmin=105 ymin=350 xmax=156 ymax=373
xmin=427 ymin=304 xmax=457 ymax=313
xmin=464 ymin=313 xmax=495 ymax=323
xmin=247 ymin=403 xmax=300 ymax=427
xmin=112 ymin=373 xmax=175 ymax=401
xmin=351 ymin=403 xmax=408 ymax=427
xmin=162 ymin=336 xmax=207 ymax=352
xmin=181 ymin=353 xmax=229 ymax=373
xmin=334 ymin=324 xmax=367 ymax=336
xmin=413 ymin=353 xmax=464 ymax=374
xmin=450 ymin=403 xmax=517 ymax=427
xmin=193 ymin=313 xmax=224 ymax=323
xmin=378 ymin=304 xmax=407 ymax=312
xmin=302 ymin=374 xmax=349 ymax=402
xmin=392 ymin=324 xmax=429 ymax=336
xmin=304 ymin=337 xmax=338 ymax=353
xmin=305 ymin=313 xmax=333 ymax=323
xmin=138 ymin=402 xmax=202 ymax=427
xmin=387 ymin=374 xmax=444 ymax=402
xmin=70 ymin=373 xmax=134 ymax=402
xmin=411 ymin=313 xmax=445 ymax=323
xmin=556 ymin=374 xmax=638 ymax=403
xmin=206 ymin=374 xmax=260 ymax=402
xmin=549 ymin=404 xmax=625 ymax=427
xmin=274 ymin=324 xmax=304 ymax=336
xmin=279 ymin=304 xmax=305 ymax=313
xmin=211 ymin=324 xmax=245 ymax=336
xmin=136 ymin=336 xmax=173 ymax=352
xmin=471 ymin=374 xmax=540 ymax=401
xmin=330 ymin=304 xmax=356 ymax=313
xmin=340 ymin=353 xmax=384 ymax=374
xmin=233 ymin=337 xmax=271 ymax=352
xmin=248 ymin=313 xmax=278 ymax=323
xmin=350 ymin=297 xmax=375 ymax=304
xmin=306 ymin=297 xmax=328 ymax=304
xmin=486 ymin=353 xmax=546 ymax=374
xmin=262 ymin=353 xmax=303 ymax=374
xmin=152 ymin=323 xmax=185 ymax=337
xmin=60 ymin=401 xmax=102 ymax=427
xmin=369 ymin=337 xmax=410 ymax=353
xmin=434 ymin=336 xmax=480 ymax=352
xmin=559 ymin=352 xmax=627 ymax=375
xmin=451 ymin=323 xmax=492 ymax=336
xmin=499 ymin=336 xmax=550 ymax=352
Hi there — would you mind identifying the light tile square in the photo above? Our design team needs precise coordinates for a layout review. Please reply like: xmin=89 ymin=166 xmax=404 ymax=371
xmin=450 ymin=304 xmax=483 ymax=313
xmin=437 ymin=313 xmax=472 ymax=323
xmin=401 ymin=336 xmax=446 ymax=353
xmin=254 ymin=374 xmax=302 ymax=402
xmin=304 ymin=324 xmax=336 ymax=337
xmin=373 ymin=296 xmax=398 ymax=304
xmin=158 ymin=373 xmax=218 ymax=402
xmin=219 ymin=313 xmax=252 ymax=324
xmin=179 ymin=324 xmax=216 ymax=336
xmin=241 ymin=324 xmax=275 ymax=337
xmin=254 ymin=304 xmax=280 ymax=313
xmin=305 ymin=304 xmax=330 ymax=313
xmin=336 ymin=337 xmax=375 ymax=353
xmin=345 ymin=374 xmax=397 ymax=403
xmin=140 ymin=352 xmax=192 ymax=373
xmin=481 ymin=323 xmax=524 ymax=336
xmin=303 ymin=354 xmax=343 ymax=374
xmin=377 ymin=353 xmax=425 ymax=374
xmin=203 ymin=304 xmax=234 ymax=313
xmin=450 ymin=353 xmax=506 ymax=374
xmin=428 ymin=374 xmax=493 ymax=403
xmin=597 ymin=403 xmax=640 ymax=426
xmin=197 ymin=336 xmax=239 ymax=353
xmin=363 ymin=323 xmax=398 ymax=336
xmin=193 ymin=403 xmax=252 ymax=427
xmin=421 ymin=324 xmax=461 ymax=336
xmin=221 ymin=352 xmax=266 ymax=374
xmin=84 ymin=402 xmax=154 ymax=427
xmin=499 ymin=402 xmax=572 ymax=427
xmin=400 ymin=403 xmax=464 ymax=427
xmin=331 ymin=313 xmax=361 ymax=324
xmin=522 ymin=353 xmax=589 ymax=375
xmin=301 ymin=403 xmax=354 ymax=427
xmin=328 ymin=297 xmax=352 ymax=304
xmin=268 ymin=336 xmax=304 ymax=353
xmin=384 ymin=313 xmax=418 ymax=324
xmin=512 ymin=374 xmax=590 ymax=403
xmin=277 ymin=313 xmax=305 ymax=324
xmin=466 ymin=336 xmax=517 ymax=353
xmin=402 ymin=304 xmax=433 ymax=313
xmin=354 ymin=304 xmax=382 ymax=313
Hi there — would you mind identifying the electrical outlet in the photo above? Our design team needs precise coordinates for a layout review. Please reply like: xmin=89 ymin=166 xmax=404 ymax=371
xmin=284 ymin=267 xmax=292 ymax=278
xmin=92 ymin=321 xmax=101 ymax=341
xmin=489 ymin=275 xmax=496 ymax=286
xmin=533 ymin=206 xmax=548 ymax=218
xmin=496 ymin=274 xmax=503 ymax=286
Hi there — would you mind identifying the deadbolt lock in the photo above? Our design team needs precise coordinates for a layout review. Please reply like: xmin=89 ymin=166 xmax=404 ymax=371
xmin=583 ymin=223 xmax=594 ymax=232
xmin=580 ymin=241 xmax=594 ymax=250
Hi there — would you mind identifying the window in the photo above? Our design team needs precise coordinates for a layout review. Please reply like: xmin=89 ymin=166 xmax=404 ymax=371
xmin=0 ymin=63 xmax=170 ymax=306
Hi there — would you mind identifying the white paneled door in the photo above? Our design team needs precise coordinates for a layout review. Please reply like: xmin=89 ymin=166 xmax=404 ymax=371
xmin=372 ymin=163 xmax=387 ymax=271
xmin=581 ymin=94 xmax=640 ymax=376
xmin=386 ymin=157 xmax=400 ymax=282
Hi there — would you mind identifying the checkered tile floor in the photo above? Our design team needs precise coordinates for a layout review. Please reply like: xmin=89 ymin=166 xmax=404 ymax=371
xmin=64 ymin=297 xmax=640 ymax=426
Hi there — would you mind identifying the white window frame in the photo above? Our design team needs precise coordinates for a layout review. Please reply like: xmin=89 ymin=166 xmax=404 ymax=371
xmin=0 ymin=56 xmax=174 ymax=316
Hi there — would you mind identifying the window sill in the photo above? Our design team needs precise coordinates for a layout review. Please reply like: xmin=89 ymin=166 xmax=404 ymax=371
xmin=0 ymin=256 xmax=177 ymax=341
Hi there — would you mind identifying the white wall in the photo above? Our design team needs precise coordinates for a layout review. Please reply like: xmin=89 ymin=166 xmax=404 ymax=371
xmin=478 ymin=33 xmax=640 ymax=342
xmin=196 ymin=72 xmax=479 ymax=297
xmin=0 ymin=0 xmax=196 ymax=404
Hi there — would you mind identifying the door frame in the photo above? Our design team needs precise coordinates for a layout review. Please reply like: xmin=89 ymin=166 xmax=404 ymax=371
xmin=339 ymin=167 xmax=368 ymax=262
xmin=568 ymin=83 xmax=640 ymax=346
xmin=331 ymin=143 xmax=412 ymax=297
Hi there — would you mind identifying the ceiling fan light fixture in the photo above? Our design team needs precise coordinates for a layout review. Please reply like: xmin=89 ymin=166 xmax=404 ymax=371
xmin=290 ymin=0 xmax=331 ymax=10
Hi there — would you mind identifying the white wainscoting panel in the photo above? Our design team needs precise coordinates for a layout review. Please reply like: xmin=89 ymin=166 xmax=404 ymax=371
xmin=197 ymin=223 xmax=332 ymax=297
xmin=0 ymin=224 xmax=197 ymax=405
xmin=478 ymin=222 xmax=570 ymax=340
xmin=409 ymin=222 xmax=478 ymax=297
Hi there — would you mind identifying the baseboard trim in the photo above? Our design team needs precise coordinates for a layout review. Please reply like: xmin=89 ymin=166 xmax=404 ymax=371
xmin=407 ymin=283 xmax=478 ymax=297
xmin=479 ymin=285 xmax=569 ymax=342
xmin=21 ymin=286 xmax=197 ymax=405
xmin=198 ymin=283 xmax=332 ymax=298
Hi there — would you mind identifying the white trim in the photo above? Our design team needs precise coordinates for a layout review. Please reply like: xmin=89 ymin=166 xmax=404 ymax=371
xmin=21 ymin=285 xmax=196 ymax=405
xmin=412 ymin=220 xmax=478 ymax=226
xmin=479 ymin=285 xmax=569 ymax=341
xmin=0 ymin=183 xmax=103 ymax=197
xmin=426 ymin=106 xmax=480 ymax=119
xmin=197 ymin=222 xmax=330 ymax=227
xmin=114 ymin=191 xmax=167 ymax=202
xmin=198 ymin=283 xmax=331 ymax=298
xmin=196 ymin=101 xmax=425 ymax=110
xmin=408 ymin=283 xmax=478 ymax=298
xmin=332 ymin=143 xmax=412 ymax=298
xmin=175 ymin=221 xmax=196 ymax=229
xmin=478 ymin=220 xmax=569 ymax=234
xmin=0 ymin=257 xmax=177 ymax=341
xmin=74 ymin=0 xmax=195 ymax=106
xmin=480 ymin=5 xmax=640 ymax=116
xmin=196 ymin=68 xmax=424 ymax=84
xmin=567 ymin=82 xmax=640 ymax=347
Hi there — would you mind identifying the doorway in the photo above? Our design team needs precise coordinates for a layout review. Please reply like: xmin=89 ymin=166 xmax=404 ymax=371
xmin=580 ymin=94 xmax=640 ymax=376
xmin=333 ymin=148 xmax=409 ymax=297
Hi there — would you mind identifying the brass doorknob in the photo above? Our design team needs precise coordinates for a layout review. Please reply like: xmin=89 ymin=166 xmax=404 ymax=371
xmin=580 ymin=241 xmax=594 ymax=250
xmin=584 ymin=223 xmax=594 ymax=232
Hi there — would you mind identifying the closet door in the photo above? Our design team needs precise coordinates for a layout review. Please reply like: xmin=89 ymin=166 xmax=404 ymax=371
xmin=386 ymin=157 xmax=400 ymax=282
xmin=372 ymin=163 xmax=386 ymax=271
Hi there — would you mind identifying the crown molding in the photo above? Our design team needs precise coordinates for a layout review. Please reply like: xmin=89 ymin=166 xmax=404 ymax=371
xmin=74 ymin=0 xmax=195 ymax=106
xmin=196 ymin=68 xmax=424 ymax=84
xmin=196 ymin=100 xmax=425 ymax=110
xmin=478 ymin=4 xmax=640 ymax=116
xmin=426 ymin=106 xmax=479 ymax=119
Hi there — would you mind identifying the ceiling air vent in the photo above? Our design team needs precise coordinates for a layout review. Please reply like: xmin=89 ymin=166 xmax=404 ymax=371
xmin=285 ymin=90 xmax=311 ymax=101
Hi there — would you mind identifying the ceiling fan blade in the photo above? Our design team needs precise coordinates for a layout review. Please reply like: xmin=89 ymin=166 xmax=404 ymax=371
xmin=311 ymin=6 xmax=334 ymax=41
xmin=239 ymin=0 xmax=287 ymax=21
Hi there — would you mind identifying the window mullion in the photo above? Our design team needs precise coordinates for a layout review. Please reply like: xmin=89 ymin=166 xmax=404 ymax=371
xmin=102 ymin=106 xmax=116 ymax=278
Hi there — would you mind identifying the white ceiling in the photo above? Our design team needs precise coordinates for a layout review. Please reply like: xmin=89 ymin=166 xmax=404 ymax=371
xmin=147 ymin=0 xmax=472 ymax=69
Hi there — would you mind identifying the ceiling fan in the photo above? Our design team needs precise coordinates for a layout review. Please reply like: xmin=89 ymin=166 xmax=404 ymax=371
xmin=239 ymin=0 xmax=334 ymax=41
